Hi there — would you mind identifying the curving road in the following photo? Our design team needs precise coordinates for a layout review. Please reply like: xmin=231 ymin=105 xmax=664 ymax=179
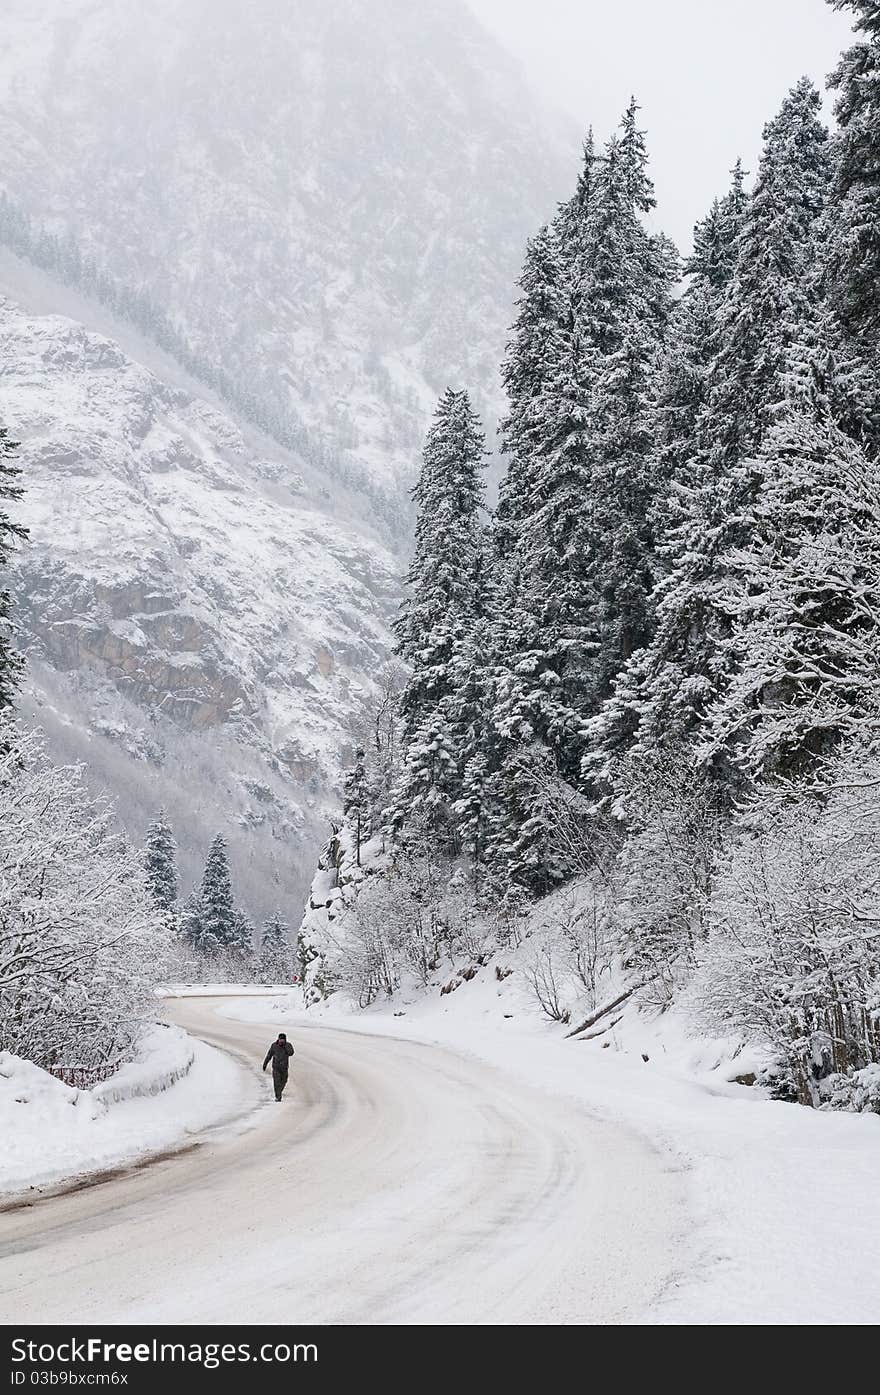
xmin=0 ymin=998 xmax=685 ymax=1324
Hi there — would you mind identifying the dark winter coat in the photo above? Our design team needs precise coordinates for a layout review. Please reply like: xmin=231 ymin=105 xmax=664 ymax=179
xmin=263 ymin=1039 xmax=294 ymax=1074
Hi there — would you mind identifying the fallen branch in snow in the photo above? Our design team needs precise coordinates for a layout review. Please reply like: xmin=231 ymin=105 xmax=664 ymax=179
xmin=564 ymin=979 xmax=657 ymax=1039
xmin=576 ymin=1015 xmax=623 ymax=1041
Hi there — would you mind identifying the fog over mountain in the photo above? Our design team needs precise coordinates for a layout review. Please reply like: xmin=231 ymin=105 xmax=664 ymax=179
xmin=0 ymin=0 xmax=573 ymax=514
xmin=0 ymin=0 xmax=574 ymax=915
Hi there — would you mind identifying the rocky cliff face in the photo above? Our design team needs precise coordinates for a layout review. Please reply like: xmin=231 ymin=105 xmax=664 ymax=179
xmin=0 ymin=289 xmax=399 ymax=918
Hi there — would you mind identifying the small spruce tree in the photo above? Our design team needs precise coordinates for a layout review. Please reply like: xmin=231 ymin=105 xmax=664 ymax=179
xmin=0 ymin=425 xmax=27 ymax=710
xmin=143 ymin=809 xmax=178 ymax=914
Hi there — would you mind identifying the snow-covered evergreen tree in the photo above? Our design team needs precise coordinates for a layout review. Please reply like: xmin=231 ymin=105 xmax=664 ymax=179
xmin=711 ymin=79 xmax=829 ymax=466
xmin=0 ymin=425 xmax=27 ymax=709
xmin=827 ymin=1 xmax=880 ymax=344
xmin=496 ymin=224 xmax=567 ymax=557
xmin=491 ymin=102 xmax=676 ymax=862
xmin=587 ymin=166 xmax=748 ymax=791
xmin=259 ymin=912 xmax=293 ymax=984
xmin=185 ymin=831 xmax=239 ymax=954
xmin=143 ymin=809 xmax=178 ymax=915
xmin=390 ymin=388 xmax=488 ymax=844
xmin=707 ymin=407 xmax=880 ymax=777
xmin=179 ymin=890 xmax=210 ymax=955
xmin=343 ymin=747 xmax=369 ymax=866
xmin=200 ymin=834 xmax=236 ymax=945
xmin=824 ymin=1 xmax=880 ymax=449
xmin=230 ymin=909 xmax=256 ymax=959
xmin=652 ymin=165 xmax=747 ymax=516
xmin=590 ymin=82 xmax=831 ymax=808
xmin=392 ymin=711 xmax=459 ymax=843
xmin=574 ymin=109 xmax=678 ymax=707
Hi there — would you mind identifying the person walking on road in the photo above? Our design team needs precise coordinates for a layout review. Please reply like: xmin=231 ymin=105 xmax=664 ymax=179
xmin=263 ymin=1032 xmax=294 ymax=1101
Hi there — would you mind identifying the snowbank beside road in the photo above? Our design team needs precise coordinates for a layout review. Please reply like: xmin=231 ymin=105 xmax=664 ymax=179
xmin=220 ymin=979 xmax=880 ymax=1325
xmin=159 ymin=984 xmax=290 ymax=998
xmin=90 ymin=1023 xmax=194 ymax=1106
xmin=0 ymin=1022 xmax=258 ymax=1199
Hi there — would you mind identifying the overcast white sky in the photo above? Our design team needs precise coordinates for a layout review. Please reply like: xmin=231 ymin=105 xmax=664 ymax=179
xmin=467 ymin=0 xmax=856 ymax=251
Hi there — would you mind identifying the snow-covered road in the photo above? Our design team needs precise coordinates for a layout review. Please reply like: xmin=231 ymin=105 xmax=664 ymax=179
xmin=0 ymin=997 xmax=685 ymax=1325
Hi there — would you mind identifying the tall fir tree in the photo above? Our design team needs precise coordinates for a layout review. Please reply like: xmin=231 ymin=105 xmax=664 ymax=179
xmin=260 ymin=912 xmax=292 ymax=983
xmin=342 ymin=747 xmax=369 ymax=865
xmin=710 ymin=79 xmax=829 ymax=470
xmin=390 ymin=389 xmax=488 ymax=845
xmin=496 ymin=223 xmax=568 ymax=557
xmin=589 ymin=81 xmax=831 ymax=810
xmin=143 ymin=809 xmax=178 ymax=914
xmin=575 ymin=109 xmax=678 ymax=706
xmin=824 ymin=0 xmax=880 ymax=448
xmin=827 ymin=1 xmax=880 ymax=343
xmin=230 ymin=909 xmax=255 ymax=958
xmin=490 ymin=102 xmax=676 ymax=877
xmin=198 ymin=834 xmax=239 ymax=952
xmin=705 ymin=404 xmax=880 ymax=779
xmin=652 ymin=163 xmax=748 ymax=515
xmin=0 ymin=426 xmax=27 ymax=709
xmin=587 ymin=165 xmax=748 ymax=791
xmin=180 ymin=890 xmax=211 ymax=955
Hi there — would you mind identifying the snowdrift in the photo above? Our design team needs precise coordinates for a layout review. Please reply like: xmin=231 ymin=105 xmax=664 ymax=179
xmin=0 ymin=1022 xmax=256 ymax=1198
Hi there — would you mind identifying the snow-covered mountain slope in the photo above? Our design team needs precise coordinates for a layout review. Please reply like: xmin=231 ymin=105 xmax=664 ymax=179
xmin=0 ymin=0 xmax=574 ymax=509
xmin=0 ymin=288 xmax=399 ymax=919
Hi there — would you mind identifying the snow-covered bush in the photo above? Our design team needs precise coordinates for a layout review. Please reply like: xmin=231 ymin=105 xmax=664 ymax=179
xmin=327 ymin=853 xmax=452 ymax=1005
xmin=440 ymin=874 xmax=495 ymax=965
xmin=821 ymin=1064 xmax=880 ymax=1114
xmin=522 ymin=880 xmax=615 ymax=1023
xmin=613 ymin=751 xmax=725 ymax=1007
xmin=161 ymin=942 xmax=260 ymax=986
xmin=331 ymin=873 xmax=405 ymax=1007
xmin=689 ymin=746 xmax=880 ymax=1105
xmin=0 ymin=719 xmax=172 ymax=1068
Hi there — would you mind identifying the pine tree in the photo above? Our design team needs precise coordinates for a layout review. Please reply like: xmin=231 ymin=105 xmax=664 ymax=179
xmin=199 ymin=834 xmax=239 ymax=950
xmin=391 ymin=711 xmax=458 ymax=841
xmin=590 ymin=82 xmax=831 ymax=808
xmin=180 ymin=891 xmax=211 ymax=954
xmin=588 ymin=166 xmax=748 ymax=790
xmin=653 ymin=164 xmax=748 ymax=509
xmin=492 ymin=102 xmax=676 ymax=855
xmin=496 ymin=744 xmax=571 ymax=896
xmin=448 ymin=630 xmax=501 ymax=869
xmin=496 ymin=223 xmax=567 ymax=556
xmin=391 ymin=389 xmax=488 ymax=842
xmin=0 ymin=426 xmax=27 ymax=709
xmin=230 ymin=909 xmax=255 ymax=959
xmin=260 ymin=912 xmax=292 ymax=983
xmin=143 ymin=809 xmax=178 ymax=914
xmin=827 ymin=1 xmax=880 ymax=343
xmin=710 ymin=80 xmax=829 ymax=469
xmin=575 ymin=110 xmax=678 ymax=706
xmin=343 ymin=747 xmax=368 ymax=865
xmin=706 ymin=404 xmax=880 ymax=779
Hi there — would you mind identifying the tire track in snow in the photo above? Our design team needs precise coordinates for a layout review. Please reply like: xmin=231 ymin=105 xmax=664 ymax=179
xmin=0 ymin=998 xmax=686 ymax=1324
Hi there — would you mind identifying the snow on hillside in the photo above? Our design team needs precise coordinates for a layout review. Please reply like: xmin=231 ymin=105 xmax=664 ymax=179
xmin=0 ymin=291 xmax=400 ymax=919
xmin=0 ymin=0 xmax=574 ymax=505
